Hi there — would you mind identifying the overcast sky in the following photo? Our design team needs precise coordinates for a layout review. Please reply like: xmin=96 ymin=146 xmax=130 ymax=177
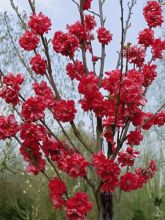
xmin=0 ymin=0 xmax=162 ymax=70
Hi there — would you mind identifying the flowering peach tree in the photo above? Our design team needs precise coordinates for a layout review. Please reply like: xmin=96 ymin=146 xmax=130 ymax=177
xmin=0 ymin=0 xmax=165 ymax=219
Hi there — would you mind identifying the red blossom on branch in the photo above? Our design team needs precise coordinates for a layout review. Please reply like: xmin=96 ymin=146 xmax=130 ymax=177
xmin=28 ymin=12 xmax=52 ymax=35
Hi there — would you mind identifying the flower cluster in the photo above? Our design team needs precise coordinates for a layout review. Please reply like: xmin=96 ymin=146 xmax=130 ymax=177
xmin=32 ymin=81 xmax=55 ymax=108
xmin=123 ymin=45 xmax=145 ymax=67
xmin=97 ymin=27 xmax=113 ymax=45
xmin=143 ymin=1 xmax=163 ymax=28
xmin=49 ymin=177 xmax=66 ymax=208
xmin=20 ymin=122 xmax=47 ymax=175
xmin=120 ymin=160 xmax=157 ymax=192
xmin=19 ymin=31 xmax=39 ymax=51
xmin=118 ymin=146 xmax=139 ymax=167
xmin=51 ymin=100 xmax=77 ymax=122
xmin=66 ymin=60 xmax=85 ymax=80
xmin=138 ymin=28 xmax=154 ymax=47
xmin=52 ymin=31 xmax=79 ymax=58
xmin=85 ymin=14 xmax=96 ymax=31
xmin=127 ymin=129 xmax=143 ymax=146
xmin=0 ymin=73 xmax=24 ymax=106
xmin=0 ymin=114 xmax=20 ymax=140
xmin=20 ymin=140 xmax=46 ymax=175
xmin=93 ymin=151 xmax=120 ymax=192
xmin=83 ymin=0 xmax=92 ymax=10
xmin=78 ymin=73 xmax=107 ymax=117
xmin=65 ymin=192 xmax=92 ymax=220
xmin=57 ymin=152 xmax=89 ymax=178
xmin=21 ymin=96 xmax=46 ymax=122
xmin=140 ymin=63 xmax=157 ymax=87
xmin=28 ymin=12 xmax=52 ymax=35
xmin=30 ymin=54 xmax=47 ymax=75
xmin=152 ymin=38 xmax=165 ymax=60
xmin=67 ymin=21 xmax=88 ymax=42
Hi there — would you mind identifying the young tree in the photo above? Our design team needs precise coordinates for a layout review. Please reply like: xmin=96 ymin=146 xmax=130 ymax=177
xmin=0 ymin=0 xmax=165 ymax=219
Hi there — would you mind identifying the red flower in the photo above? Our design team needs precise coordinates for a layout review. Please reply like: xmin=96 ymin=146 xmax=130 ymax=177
xmin=52 ymin=31 xmax=79 ymax=58
xmin=19 ymin=31 xmax=39 ymax=51
xmin=102 ymin=70 xmax=120 ymax=94
xmin=118 ymin=146 xmax=139 ymax=167
xmin=3 ymin=73 xmax=24 ymax=86
xmin=20 ymin=140 xmax=46 ymax=175
xmin=154 ymin=111 xmax=165 ymax=126
xmin=149 ymin=160 xmax=157 ymax=172
xmin=123 ymin=45 xmax=145 ymax=67
xmin=65 ymin=153 xmax=89 ymax=177
xmin=26 ymin=158 xmax=46 ymax=175
xmin=84 ymin=14 xmax=96 ymax=31
xmin=93 ymin=151 xmax=120 ymax=192
xmin=127 ymin=129 xmax=143 ymax=146
xmin=83 ymin=0 xmax=92 ymax=10
xmin=21 ymin=96 xmax=45 ymax=122
xmin=20 ymin=122 xmax=46 ymax=142
xmin=49 ymin=177 xmax=66 ymax=209
xmin=51 ymin=100 xmax=77 ymax=122
xmin=0 ymin=114 xmax=20 ymax=140
xmin=120 ymin=172 xmax=138 ymax=192
xmin=152 ymin=38 xmax=165 ymax=60
xmin=78 ymin=73 xmax=99 ymax=97
xmin=67 ymin=21 xmax=88 ymax=42
xmin=32 ymin=81 xmax=55 ymax=107
xmin=65 ymin=192 xmax=92 ymax=220
xmin=28 ymin=12 xmax=52 ymax=35
xmin=140 ymin=63 xmax=157 ymax=87
xmin=138 ymin=28 xmax=154 ymax=47
xmin=97 ymin=27 xmax=112 ymax=45
xmin=0 ymin=73 xmax=24 ymax=106
xmin=30 ymin=54 xmax=47 ymax=75
xmin=143 ymin=1 xmax=163 ymax=28
xmin=142 ymin=112 xmax=154 ymax=130
xmin=66 ymin=60 xmax=85 ymax=81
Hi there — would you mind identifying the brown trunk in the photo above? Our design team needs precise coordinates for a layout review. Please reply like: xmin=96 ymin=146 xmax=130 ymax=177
xmin=100 ymin=192 xmax=113 ymax=220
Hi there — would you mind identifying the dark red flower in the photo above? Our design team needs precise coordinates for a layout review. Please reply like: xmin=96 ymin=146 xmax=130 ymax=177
xmin=65 ymin=192 xmax=92 ymax=220
xmin=143 ymin=1 xmax=163 ymax=28
xmin=20 ymin=122 xmax=46 ymax=142
xmin=0 ymin=114 xmax=20 ymax=140
xmin=93 ymin=151 xmax=120 ymax=192
xmin=49 ymin=177 xmax=66 ymax=209
xmin=83 ymin=0 xmax=92 ymax=10
xmin=152 ymin=38 xmax=165 ymax=60
xmin=127 ymin=129 xmax=143 ymax=146
xmin=67 ymin=21 xmax=88 ymax=42
xmin=118 ymin=146 xmax=139 ymax=167
xmin=30 ymin=54 xmax=47 ymax=75
xmin=97 ymin=27 xmax=112 ymax=45
xmin=32 ymin=81 xmax=55 ymax=107
xmin=123 ymin=45 xmax=145 ymax=67
xmin=21 ymin=96 xmax=45 ymax=122
xmin=0 ymin=73 xmax=24 ymax=106
xmin=138 ymin=28 xmax=154 ymax=47
xmin=52 ymin=31 xmax=79 ymax=58
xmin=65 ymin=153 xmax=89 ymax=177
xmin=120 ymin=172 xmax=138 ymax=192
xmin=66 ymin=60 xmax=85 ymax=81
xmin=84 ymin=14 xmax=96 ymax=31
xmin=51 ymin=100 xmax=77 ymax=122
xmin=19 ymin=31 xmax=39 ymax=51
xmin=154 ymin=111 xmax=165 ymax=126
xmin=20 ymin=140 xmax=46 ymax=175
xmin=28 ymin=12 xmax=52 ymax=35
xmin=140 ymin=63 xmax=157 ymax=87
